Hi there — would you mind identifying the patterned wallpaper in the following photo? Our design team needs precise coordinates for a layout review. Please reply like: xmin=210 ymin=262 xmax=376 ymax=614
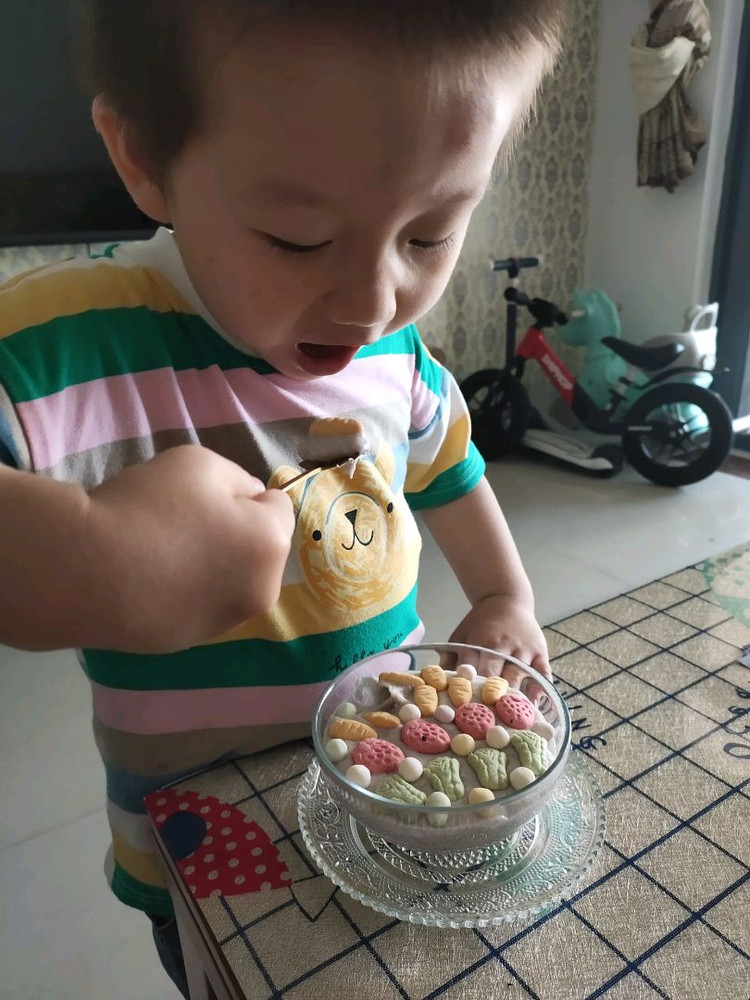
xmin=420 ymin=0 xmax=601 ymax=385
xmin=1 ymin=0 xmax=600 ymax=391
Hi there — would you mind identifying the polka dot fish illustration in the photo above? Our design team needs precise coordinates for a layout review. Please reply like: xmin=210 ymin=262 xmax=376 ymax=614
xmin=145 ymin=789 xmax=291 ymax=899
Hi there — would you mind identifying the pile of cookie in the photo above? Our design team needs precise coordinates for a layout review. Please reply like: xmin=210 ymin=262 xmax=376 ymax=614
xmin=323 ymin=663 xmax=556 ymax=825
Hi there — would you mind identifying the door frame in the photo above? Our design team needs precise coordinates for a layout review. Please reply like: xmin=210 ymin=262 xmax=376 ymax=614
xmin=710 ymin=0 xmax=750 ymax=448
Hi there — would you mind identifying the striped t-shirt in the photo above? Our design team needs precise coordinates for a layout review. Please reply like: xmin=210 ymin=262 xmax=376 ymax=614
xmin=0 ymin=227 xmax=484 ymax=915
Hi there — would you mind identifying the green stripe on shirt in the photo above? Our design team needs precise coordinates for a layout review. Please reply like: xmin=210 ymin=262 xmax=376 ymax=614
xmin=83 ymin=586 xmax=420 ymax=690
xmin=111 ymin=862 xmax=173 ymax=916
xmin=0 ymin=308 xmax=274 ymax=402
xmin=0 ymin=311 xmax=424 ymax=404
xmin=406 ymin=445 xmax=485 ymax=510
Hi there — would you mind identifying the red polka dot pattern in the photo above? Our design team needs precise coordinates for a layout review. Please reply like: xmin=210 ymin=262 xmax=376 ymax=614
xmin=145 ymin=789 xmax=290 ymax=900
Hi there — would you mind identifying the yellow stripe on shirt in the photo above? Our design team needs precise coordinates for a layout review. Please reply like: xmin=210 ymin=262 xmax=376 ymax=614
xmin=404 ymin=413 xmax=472 ymax=495
xmin=111 ymin=830 xmax=167 ymax=889
xmin=0 ymin=260 xmax=196 ymax=340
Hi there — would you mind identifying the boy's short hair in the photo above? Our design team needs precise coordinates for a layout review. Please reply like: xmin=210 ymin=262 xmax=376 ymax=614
xmin=83 ymin=1 xmax=566 ymax=175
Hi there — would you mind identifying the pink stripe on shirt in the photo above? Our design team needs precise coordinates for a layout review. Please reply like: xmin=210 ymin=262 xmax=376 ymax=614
xmin=18 ymin=355 xmax=415 ymax=470
xmin=93 ymin=623 xmax=426 ymax=736
xmin=410 ymin=364 xmax=440 ymax=433
xmin=91 ymin=679 xmax=331 ymax=735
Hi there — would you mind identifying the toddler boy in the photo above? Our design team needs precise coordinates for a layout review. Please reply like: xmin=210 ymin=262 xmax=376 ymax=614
xmin=0 ymin=1 xmax=565 ymax=993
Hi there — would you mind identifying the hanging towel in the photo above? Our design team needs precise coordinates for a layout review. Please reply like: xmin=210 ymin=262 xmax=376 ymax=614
xmin=627 ymin=0 xmax=711 ymax=191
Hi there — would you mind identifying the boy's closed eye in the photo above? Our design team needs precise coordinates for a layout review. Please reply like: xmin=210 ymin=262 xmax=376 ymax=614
xmin=259 ymin=231 xmax=458 ymax=256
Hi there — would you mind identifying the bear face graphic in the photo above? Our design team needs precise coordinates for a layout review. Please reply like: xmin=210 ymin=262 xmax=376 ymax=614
xmin=269 ymin=437 xmax=417 ymax=614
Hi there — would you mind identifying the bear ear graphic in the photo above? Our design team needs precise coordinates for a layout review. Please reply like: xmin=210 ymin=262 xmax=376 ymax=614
xmin=268 ymin=465 xmax=305 ymax=506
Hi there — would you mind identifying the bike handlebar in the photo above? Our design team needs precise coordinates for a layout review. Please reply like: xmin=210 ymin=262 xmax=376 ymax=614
xmin=492 ymin=255 xmax=541 ymax=277
xmin=504 ymin=287 xmax=568 ymax=327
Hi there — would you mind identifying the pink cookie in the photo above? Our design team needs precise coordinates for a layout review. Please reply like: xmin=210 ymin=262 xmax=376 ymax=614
xmin=401 ymin=719 xmax=452 ymax=755
xmin=352 ymin=738 xmax=405 ymax=774
xmin=455 ymin=702 xmax=495 ymax=741
xmin=495 ymin=691 xmax=535 ymax=729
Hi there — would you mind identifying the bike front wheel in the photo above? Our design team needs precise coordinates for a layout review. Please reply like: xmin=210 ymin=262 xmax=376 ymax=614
xmin=460 ymin=368 xmax=529 ymax=460
xmin=622 ymin=382 xmax=733 ymax=486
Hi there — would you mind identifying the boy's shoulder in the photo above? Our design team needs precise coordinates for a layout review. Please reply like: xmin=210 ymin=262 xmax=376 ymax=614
xmin=0 ymin=235 xmax=193 ymax=344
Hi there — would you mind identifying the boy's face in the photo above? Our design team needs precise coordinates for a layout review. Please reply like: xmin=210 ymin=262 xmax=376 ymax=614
xmin=158 ymin=26 xmax=542 ymax=378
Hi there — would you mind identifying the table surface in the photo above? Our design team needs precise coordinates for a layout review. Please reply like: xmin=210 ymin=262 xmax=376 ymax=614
xmin=149 ymin=550 xmax=750 ymax=1000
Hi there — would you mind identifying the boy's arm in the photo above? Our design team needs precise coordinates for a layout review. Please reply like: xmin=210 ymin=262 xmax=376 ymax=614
xmin=0 ymin=447 xmax=294 ymax=653
xmin=420 ymin=476 xmax=549 ymax=677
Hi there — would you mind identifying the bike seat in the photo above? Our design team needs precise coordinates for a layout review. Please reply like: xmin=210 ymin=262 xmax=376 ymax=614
xmin=601 ymin=337 xmax=685 ymax=371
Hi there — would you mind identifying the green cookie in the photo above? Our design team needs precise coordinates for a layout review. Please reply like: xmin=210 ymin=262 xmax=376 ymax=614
xmin=466 ymin=747 xmax=509 ymax=790
xmin=510 ymin=730 xmax=548 ymax=775
xmin=375 ymin=774 xmax=427 ymax=805
xmin=424 ymin=756 xmax=465 ymax=801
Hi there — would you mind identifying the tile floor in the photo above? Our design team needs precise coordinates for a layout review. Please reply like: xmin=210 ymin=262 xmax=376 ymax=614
xmin=1 ymin=457 xmax=747 ymax=1000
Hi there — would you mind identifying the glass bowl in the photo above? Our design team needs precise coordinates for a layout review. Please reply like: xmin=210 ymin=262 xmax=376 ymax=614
xmin=311 ymin=642 xmax=571 ymax=853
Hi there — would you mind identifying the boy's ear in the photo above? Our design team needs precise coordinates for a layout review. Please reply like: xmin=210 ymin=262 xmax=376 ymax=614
xmin=91 ymin=96 xmax=171 ymax=224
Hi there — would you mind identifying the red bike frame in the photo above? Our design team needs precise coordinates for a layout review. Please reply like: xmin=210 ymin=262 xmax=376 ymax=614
xmin=517 ymin=327 xmax=576 ymax=407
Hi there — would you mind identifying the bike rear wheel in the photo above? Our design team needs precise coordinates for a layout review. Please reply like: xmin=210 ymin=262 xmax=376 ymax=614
xmin=460 ymin=369 xmax=529 ymax=460
xmin=622 ymin=382 xmax=733 ymax=486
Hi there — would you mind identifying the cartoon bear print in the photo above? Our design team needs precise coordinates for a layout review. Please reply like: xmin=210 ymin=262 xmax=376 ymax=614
xmin=268 ymin=425 xmax=420 ymax=616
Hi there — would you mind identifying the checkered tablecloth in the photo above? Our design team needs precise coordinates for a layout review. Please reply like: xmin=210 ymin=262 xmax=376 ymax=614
xmin=154 ymin=547 xmax=750 ymax=999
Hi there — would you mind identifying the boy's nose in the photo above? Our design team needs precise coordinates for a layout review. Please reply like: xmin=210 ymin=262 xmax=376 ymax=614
xmin=324 ymin=259 xmax=398 ymax=332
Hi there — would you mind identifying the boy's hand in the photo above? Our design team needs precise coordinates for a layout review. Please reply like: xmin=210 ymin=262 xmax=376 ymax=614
xmin=448 ymin=594 xmax=550 ymax=683
xmin=86 ymin=445 xmax=295 ymax=652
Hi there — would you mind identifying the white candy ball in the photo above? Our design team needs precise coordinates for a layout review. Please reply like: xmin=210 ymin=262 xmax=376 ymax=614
xmin=426 ymin=791 xmax=451 ymax=826
xmin=468 ymin=786 xmax=496 ymax=818
xmin=433 ymin=704 xmax=455 ymax=724
xmin=468 ymin=787 xmax=495 ymax=805
xmin=451 ymin=733 xmax=475 ymax=756
xmin=335 ymin=702 xmax=357 ymax=718
xmin=510 ymin=766 xmax=536 ymax=790
xmin=399 ymin=703 xmax=421 ymax=723
xmin=346 ymin=764 xmax=372 ymax=788
xmin=325 ymin=738 xmax=349 ymax=763
xmin=456 ymin=662 xmax=477 ymax=681
xmin=532 ymin=718 xmax=555 ymax=741
xmin=398 ymin=757 xmax=423 ymax=782
xmin=486 ymin=725 xmax=510 ymax=750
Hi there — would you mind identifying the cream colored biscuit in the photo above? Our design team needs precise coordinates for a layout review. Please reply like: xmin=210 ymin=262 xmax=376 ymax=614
xmin=362 ymin=711 xmax=401 ymax=729
xmin=310 ymin=417 xmax=364 ymax=437
xmin=448 ymin=675 xmax=472 ymax=706
xmin=414 ymin=685 xmax=438 ymax=717
xmin=379 ymin=671 xmax=425 ymax=688
xmin=481 ymin=676 xmax=509 ymax=706
xmin=329 ymin=718 xmax=377 ymax=741
xmin=420 ymin=664 xmax=448 ymax=691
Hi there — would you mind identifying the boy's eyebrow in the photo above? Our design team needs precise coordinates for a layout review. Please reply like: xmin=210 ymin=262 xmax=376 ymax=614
xmin=249 ymin=179 xmax=489 ymax=208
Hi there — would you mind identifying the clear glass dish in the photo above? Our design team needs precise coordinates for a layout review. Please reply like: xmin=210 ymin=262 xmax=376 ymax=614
xmin=311 ymin=642 xmax=572 ymax=853
xmin=298 ymin=751 xmax=605 ymax=928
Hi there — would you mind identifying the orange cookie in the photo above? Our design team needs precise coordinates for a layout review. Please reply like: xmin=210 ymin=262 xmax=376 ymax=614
xmin=362 ymin=711 xmax=401 ymax=729
xmin=379 ymin=671 xmax=425 ymax=688
xmin=329 ymin=718 xmax=378 ymax=741
xmin=414 ymin=684 xmax=439 ymax=717
xmin=420 ymin=664 xmax=448 ymax=691
xmin=481 ymin=676 xmax=510 ymax=706
xmin=448 ymin=676 xmax=473 ymax=707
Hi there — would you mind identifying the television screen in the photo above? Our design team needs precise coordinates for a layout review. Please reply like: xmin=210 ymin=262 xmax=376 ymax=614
xmin=0 ymin=1 xmax=156 ymax=247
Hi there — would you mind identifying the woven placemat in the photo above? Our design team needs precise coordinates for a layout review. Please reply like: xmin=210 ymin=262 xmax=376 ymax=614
xmin=151 ymin=546 xmax=750 ymax=999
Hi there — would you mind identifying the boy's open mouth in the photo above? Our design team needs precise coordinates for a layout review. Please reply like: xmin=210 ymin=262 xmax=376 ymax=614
xmin=296 ymin=342 xmax=359 ymax=376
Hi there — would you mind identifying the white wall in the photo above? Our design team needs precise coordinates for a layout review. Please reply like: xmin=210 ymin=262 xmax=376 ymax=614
xmin=585 ymin=0 xmax=743 ymax=341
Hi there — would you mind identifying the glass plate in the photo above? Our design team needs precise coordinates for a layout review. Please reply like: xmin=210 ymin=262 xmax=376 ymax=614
xmin=298 ymin=753 xmax=605 ymax=928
